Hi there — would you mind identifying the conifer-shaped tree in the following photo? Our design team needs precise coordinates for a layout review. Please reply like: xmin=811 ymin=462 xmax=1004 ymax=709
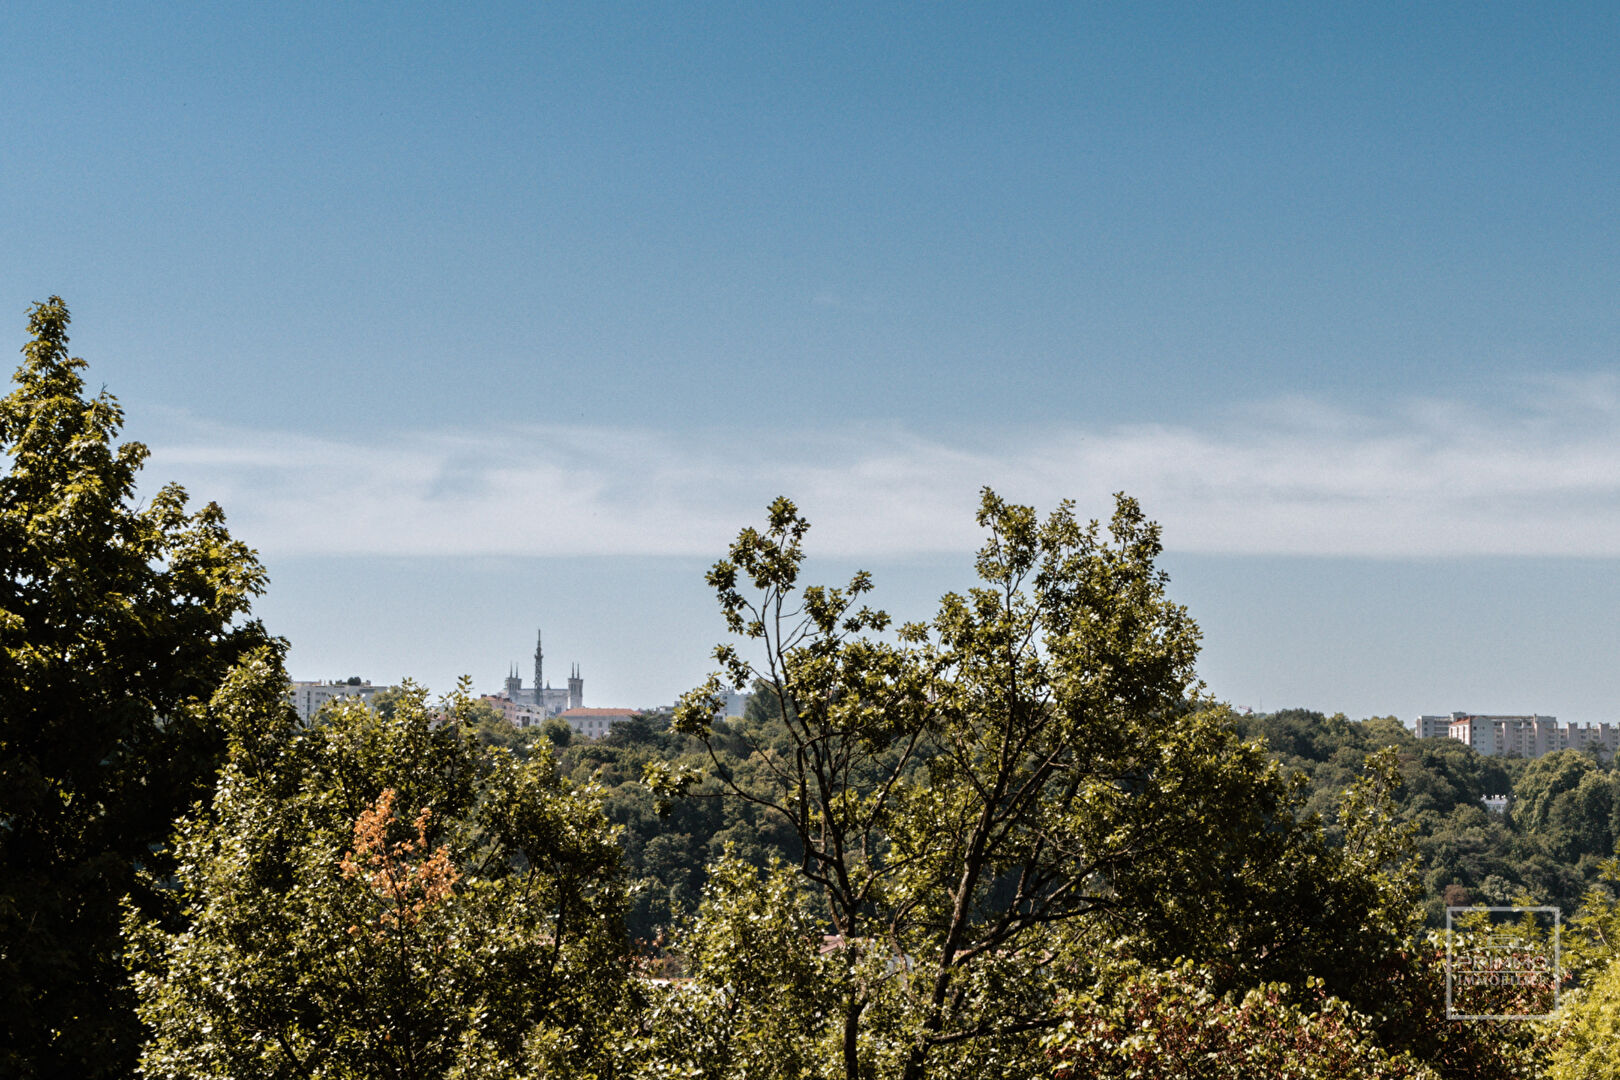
xmin=0 ymin=298 xmax=270 ymax=1078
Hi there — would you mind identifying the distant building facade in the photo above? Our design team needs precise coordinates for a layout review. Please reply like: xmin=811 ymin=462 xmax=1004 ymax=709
xmin=1412 ymin=712 xmax=1618 ymax=760
xmin=1448 ymin=714 xmax=1563 ymax=758
xmin=289 ymin=679 xmax=392 ymax=722
xmin=495 ymin=629 xmax=583 ymax=719
xmin=481 ymin=627 xmax=667 ymax=739
xmin=1567 ymin=722 xmax=1620 ymax=758
xmin=716 ymin=688 xmax=750 ymax=719
xmin=559 ymin=707 xmax=637 ymax=738
xmin=1413 ymin=715 xmax=1454 ymax=740
xmin=481 ymin=695 xmax=548 ymax=728
xmin=1447 ymin=713 xmax=1564 ymax=757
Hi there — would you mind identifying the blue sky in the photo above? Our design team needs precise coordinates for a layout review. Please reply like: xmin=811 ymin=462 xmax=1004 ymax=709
xmin=5 ymin=4 xmax=1620 ymax=718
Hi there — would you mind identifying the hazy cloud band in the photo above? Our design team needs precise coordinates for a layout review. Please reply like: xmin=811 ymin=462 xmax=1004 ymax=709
xmin=142 ymin=383 xmax=1620 ymax=560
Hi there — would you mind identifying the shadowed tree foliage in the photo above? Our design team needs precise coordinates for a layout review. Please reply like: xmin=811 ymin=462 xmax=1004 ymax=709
xmin=0 ymin=297 xmax=270 ymax=1079
xmin=1513 ymin=751 xmax=1618 ymax=864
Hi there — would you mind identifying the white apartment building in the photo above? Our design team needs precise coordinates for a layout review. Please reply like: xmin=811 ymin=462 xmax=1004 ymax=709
xmin=1447 ymin=714 xmax=1561 ymax=757
xmin=289 ymin=680 xmax=392 ymax=722
xmin=1417 ymin=711 xmax=1618 ymax=760
xmin=1567 ymin=722 xmax=1620 ymax=758
xmin=1413 ymin=714 xmax=1454 ymax=740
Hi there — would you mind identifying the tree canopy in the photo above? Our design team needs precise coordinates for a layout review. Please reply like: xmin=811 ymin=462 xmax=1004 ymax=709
xmin=128 ymin=670 xmax=632 ymax=1079
xmin=3 ymin=299 xmax=1600 ymax=1078
xmin=0 ymin=297 xmax=270 ymax=1078
xmin=647 ymin=491 xmax=1433 ymax=1079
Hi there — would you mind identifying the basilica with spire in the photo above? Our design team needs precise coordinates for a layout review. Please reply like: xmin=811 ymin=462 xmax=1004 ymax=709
xmin=500 ymin=629 xmax=582 ymax=718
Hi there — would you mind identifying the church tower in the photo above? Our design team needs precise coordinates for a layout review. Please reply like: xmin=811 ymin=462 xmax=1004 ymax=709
xmin=567 ymin=663 xmax=583 ymax=710
xmin=504 ymin=664 xmax=522 ymax=701
xmin=534 ymin=629 xmax=544 ymax=691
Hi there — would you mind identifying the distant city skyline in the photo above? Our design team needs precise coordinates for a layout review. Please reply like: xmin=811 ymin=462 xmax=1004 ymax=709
xmin=7 ymin=4 xmax=1620 ymax=721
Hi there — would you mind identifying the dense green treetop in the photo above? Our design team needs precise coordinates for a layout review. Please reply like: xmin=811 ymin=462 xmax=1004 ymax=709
xmin=0 ymin=298 xmax=270 ymax=1079
xmin=128 ymin=669 xmax=631 ymax=1079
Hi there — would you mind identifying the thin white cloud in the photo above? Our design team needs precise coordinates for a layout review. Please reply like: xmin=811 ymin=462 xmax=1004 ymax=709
xmin=140 ymin=384 xmax=1620 ymax=559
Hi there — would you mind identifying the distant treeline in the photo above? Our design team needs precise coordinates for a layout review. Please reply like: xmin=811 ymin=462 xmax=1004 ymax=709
xmin=482 ymin=703 xmax=1620 ymax=941
xmin=1234 ymin=710 xmax=1620 ymax=923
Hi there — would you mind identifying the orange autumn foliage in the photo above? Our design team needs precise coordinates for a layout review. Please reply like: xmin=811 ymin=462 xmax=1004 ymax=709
xmin=340 ymin=789 xmax=460 ymax=939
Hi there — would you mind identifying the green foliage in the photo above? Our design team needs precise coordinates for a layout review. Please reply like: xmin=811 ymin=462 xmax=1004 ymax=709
xmin=540 ymin=715 xmax=573 ymax=748
xmin=460 ymin=698 xmax=535 ymax=756
xmin=1513 ymin=752 xmax=1618 ymax=864
xmin=1232 ymin=708 xmax=1620 ymax=921
xmin=369 ymin=685 xmax=410 ymax=719
xmin=1048 ymin=918 xmax=1556 ymax=1080
xmin=0 ymin=298 xmax=271 ymax=1078
xmin=624 ymin=852 xmax=842 ymax=1080
xmin=126 ymin=667 xmax=631 ymax=1079
xmin=1045 ymin=959 xmax=1435 ymax=1080
xmin=541 ymin=708 xmax=804 ymax=943
xmin=1550 ymin=952 xmax=1620 ymax=1079
xmin=665 ymin=491 xmax=1427 ymax=1080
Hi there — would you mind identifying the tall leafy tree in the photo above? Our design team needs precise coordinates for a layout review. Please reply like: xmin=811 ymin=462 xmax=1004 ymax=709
xmin=0 ymin=297 xmax=270 ymax=1077
xmin=660 ymin=491 xmax=1417 ymax=1080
